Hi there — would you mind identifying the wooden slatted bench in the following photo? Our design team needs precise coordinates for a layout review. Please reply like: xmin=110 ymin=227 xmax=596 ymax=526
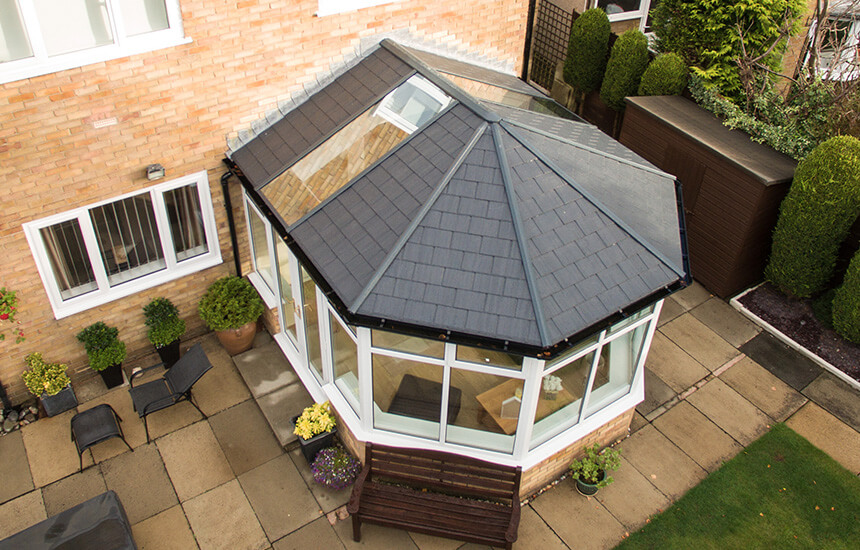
xmin=347 ymin=442 xmax=522 ymax=549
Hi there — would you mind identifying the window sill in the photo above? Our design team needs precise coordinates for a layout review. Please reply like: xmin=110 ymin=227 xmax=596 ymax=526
xmin=1 ymin=35 xmax=193 ymax=85
xmin=247 ymin=271 xmax=279 ymax=310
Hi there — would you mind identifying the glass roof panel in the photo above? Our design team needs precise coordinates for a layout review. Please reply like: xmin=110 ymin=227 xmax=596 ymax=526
xmin=441 ymin=73 xmax=579 ymax=120
xmin=261 ymin=74 xmax=452 ymax=226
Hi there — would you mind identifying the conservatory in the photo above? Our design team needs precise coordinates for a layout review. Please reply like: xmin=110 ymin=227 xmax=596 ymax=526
xmin=226 ymin=40 xmax=689 ymax=477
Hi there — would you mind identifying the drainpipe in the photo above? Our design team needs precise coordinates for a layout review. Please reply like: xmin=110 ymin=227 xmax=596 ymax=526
xmin=220 ymin=171 xmax=242 ymax=277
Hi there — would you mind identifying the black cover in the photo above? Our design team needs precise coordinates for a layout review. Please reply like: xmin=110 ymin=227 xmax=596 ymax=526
xmin=0 ymin=491 xmax=136 ymax=550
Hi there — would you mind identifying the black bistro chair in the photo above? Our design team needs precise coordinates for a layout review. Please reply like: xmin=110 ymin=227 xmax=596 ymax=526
xmin=128 ymin=343 xmax=213 ymax=443
xmin=70 ymin=404 xmax=133 ymax=472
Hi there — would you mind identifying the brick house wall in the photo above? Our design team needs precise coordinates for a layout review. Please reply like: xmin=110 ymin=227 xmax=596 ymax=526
xmin=0 ymin=0 xmax=528 ymax=405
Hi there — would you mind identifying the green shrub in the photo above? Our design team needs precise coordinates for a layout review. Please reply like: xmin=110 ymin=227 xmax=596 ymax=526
xmin=832 ymin=252 xmax=860 ymax=343
xmin=21 ymin=353 xmax=71 ymax=397
xmin=76 ymin=322 xmax=127 ymax=372
xmin=651 ymin=0 xmax=805 ymax=102
xmin=765 ymin=136 xmax=860 ymax=297
xmin=143 ymin=297 xmax=186 ymax=348
xmin=638 ymin=53 xmax=688 ymax=96
xmin=198 ymin=276 xmax=264 ymax=331
xmin=563 ymin=8 xmax=611 ymax=94
xmin=600 ymin=29 xmax=649 ymax=111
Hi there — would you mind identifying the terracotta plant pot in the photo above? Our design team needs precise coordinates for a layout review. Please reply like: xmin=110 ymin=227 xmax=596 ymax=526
xmin=98 ymin=363 xmax=125 ymax=389
xmin=156 ymin=339 xmax=182 ymax=369
xmin=215 ymin=321 xmax=257 ymax=355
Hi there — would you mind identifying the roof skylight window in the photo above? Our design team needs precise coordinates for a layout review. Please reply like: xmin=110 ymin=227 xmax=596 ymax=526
xmin=374 ymin=74 xmax=451 ymax=133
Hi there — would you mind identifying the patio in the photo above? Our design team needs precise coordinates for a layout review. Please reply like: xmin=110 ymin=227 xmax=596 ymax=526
xmin=1 ymin=282 xmax=858 ymax=549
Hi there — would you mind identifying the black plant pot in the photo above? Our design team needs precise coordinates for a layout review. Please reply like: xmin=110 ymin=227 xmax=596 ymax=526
xmin=41 ymin=385 xmax=78 ymax=417
xmin=291 ymin=415 xmax=337 ymax=464
xmin=574 ymin=469 xmax=605 ymax=496
xmin=157 ymin=339 xmax=181 ymax=369
xmin=98 ymin=363 xmax=125 ymax=389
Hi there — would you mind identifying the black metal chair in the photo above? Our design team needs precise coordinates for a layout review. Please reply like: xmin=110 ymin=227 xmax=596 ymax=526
xmin=128 ymin=343 xmax=213 ymax=443
xmin=70 ymin=404 xmax=133 ymax=472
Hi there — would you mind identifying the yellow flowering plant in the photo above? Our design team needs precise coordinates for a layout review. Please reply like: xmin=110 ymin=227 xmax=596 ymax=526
xmin=293 ymin=401 xmax=336 ymax=440
xmin=21 ymin=353 xmax=71 ymax=396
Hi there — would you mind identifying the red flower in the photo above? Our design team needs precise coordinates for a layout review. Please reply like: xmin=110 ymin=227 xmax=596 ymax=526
xmin=0 ymin=313 xmax=8 ymax=320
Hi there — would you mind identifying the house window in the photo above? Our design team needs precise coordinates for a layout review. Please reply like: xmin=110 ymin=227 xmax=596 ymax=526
xmin=596 ymin=0 xmax=652 ymax=23
xmin=0 ymin=0 xmax=185 ymax=84
xmin=24 ymin=171 xmax=220 ymax=318
xmin=316 ymin=0 xmax=398 ymax=17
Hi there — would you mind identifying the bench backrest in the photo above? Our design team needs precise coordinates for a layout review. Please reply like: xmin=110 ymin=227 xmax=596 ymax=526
xmin=366 ymin=443 xmax=521 ymax=505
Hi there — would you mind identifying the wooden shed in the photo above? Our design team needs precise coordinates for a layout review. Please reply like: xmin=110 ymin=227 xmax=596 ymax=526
xmin=620 ymin=96 xmax=797 ymax=298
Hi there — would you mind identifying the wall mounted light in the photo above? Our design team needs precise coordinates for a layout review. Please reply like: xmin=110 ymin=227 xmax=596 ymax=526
xmin=146 ymin=164 xmax=165 ymax=180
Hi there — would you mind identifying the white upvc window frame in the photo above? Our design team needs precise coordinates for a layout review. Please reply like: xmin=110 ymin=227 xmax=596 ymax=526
xmin=243 ymin=200 xmax=278 ymax=309
xmin=24 ymin=170 xmax=221 ymax=319
xmin=594 ymin=0 xmax=653 ymax=30
xmin=316 ymin=0 xmax=399 ymax=17
xmin=1 ymin=0 xmax=189 ymax=85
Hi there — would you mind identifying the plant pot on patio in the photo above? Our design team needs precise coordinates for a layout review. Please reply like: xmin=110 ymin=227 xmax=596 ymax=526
xmin=569 ymin=444 xmax=621 ymax=496
xmin=143 ymin=297 xmax=186 ymax=369
xmin=156 ymin=339 xmax=182 ymax=369
xmin=214 ymin=322 xmax=257 ymax=356
xmin=198 ymin=276 xmax=264 ymax=356
xmin=77 ymin=322 xmax=127 ymax=390
xmin=292 ymin=402 xmax=338 ymax=464
xmin=21 ymin=352 xmax=77 ymax=417
xmin=98 ymin=363 xmax=125 ymax=389
xmin=41 ymin=385 xmax=78 ymax=417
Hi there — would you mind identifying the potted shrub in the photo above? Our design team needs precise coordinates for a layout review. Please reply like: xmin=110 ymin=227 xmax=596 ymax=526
xmin=292 ymin=401 xmax=338 ymax=464
xmin=569 ymin=443 xmax=621 ymax=496
xmin=311 ymin=445 xmax=362 ymax=490
xmin=562 ymin=7 xmax=611 ymax=113
xmin=21 ymin=353 xmax=77 ymax=417
xmin=143 ymin=297 xmax=186 ymax=368
xmin=198 ymin=276 xmax=264 ymax=355
xmin=76 ymin=322 xmax=127 ymax=389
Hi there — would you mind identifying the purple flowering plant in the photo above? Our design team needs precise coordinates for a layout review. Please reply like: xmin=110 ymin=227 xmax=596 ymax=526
xmin=311 ymin=446 xmax=362 ymax=490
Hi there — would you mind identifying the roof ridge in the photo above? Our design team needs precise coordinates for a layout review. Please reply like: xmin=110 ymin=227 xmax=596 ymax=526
xmin=350 ymin=122 xmax=490 ymax=311
xmin=380 ymin=39 xmax=502 ymax=125
xmin=501 ymin=117 xmax=671 ymax=178
xmin=500 ymin=123 xmax=686 ymax=279
xmin=493 ymin=123 xmax=550 ymax=347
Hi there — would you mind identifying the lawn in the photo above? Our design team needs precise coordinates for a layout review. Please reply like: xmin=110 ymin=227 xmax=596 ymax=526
xmin=615 ymin=423 xmax=860 ymax=549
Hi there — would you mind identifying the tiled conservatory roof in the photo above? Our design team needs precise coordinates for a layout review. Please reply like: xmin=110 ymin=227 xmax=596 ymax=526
xmin=229 ymin=39 xmax=689 ymax=354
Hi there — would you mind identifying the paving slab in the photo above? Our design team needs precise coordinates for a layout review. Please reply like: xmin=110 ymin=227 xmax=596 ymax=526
xmin=193 ymin=337 xmax=253 ymax=416
xmin=629 ymin=411 xmax=649 ymax=434
xmin=76 ymin=386 xmax=147 ymax=461
xmin=209 ymin=399 xmax=283 ymax=476
xmin=720 ymin=357 xmax=807 ymax=422
xmin=686 ymin=378 xmax=771 ymax=446
xmin=142 ymin=400 xmax=205 ymax=442
xmin=530 ymin=478 xmax=627 ymax=549
xmin=21 ymin=408 xmax=90 ymax=487
xmin=661 ymin=314 xmax=739 ymax=372
xmin=510 ymin=505 xmax=568 ymax=550
xmin=652 ymin=401 xmax=742 ymax=472
xmin=157 ymin=420 xmax=233 ymax=502
xmin=801 ymin=372 xmax=860 ymax=432
xmin=645 ymin=332 xmax=709 ymax=392
xmin=73 ymin=374 xmax=113 ymax=404
xmin=234 ymin=341 xmax=300 ymax=399
xmin=332 ymin=516 xmax=419 ymax=549
xmin=239 ymin=454 xmax=323 ymax=542
xmin=739 ymin=332 xmax=821 ymax=391
xmin=595 ymin=456 xmax=670 ymax=530
xmin=621 ymin=424 xmax=707 ymax=500
xmin=786 ymin=402 xmax=860 ymax=474
xmin=657 ymin=296 xmax=685 ymax=327
xmin=41 ymin=466 xmax=107 ymax=517
xmin=272 ymin=517 xmax=344 ymax=550
xmin=670 ymin=281 xmax=712 ymax=311
xmin=0 ymin=430 xmax=34 ymax=504
xmin=409 ymin=530 xmax=474 ymax=550
xmin=257 ymin=383 xmax=315 ymax=446
xmin=288 ymin=447 xmax=351 ymax=514
xmin=101 ymin=443 xmax=177 ymax=524
xmin=636 ymin=368 xmax=676 ymax=417
xmin=131 ymin=505 xmax=199 ymax=550
xmin=690 ymin=297 xmax=761 ymax=347
xmin=0 ymin=489 xmax=46 ymax=540
xmin=183 ymin=479 xmax=269 ymax=550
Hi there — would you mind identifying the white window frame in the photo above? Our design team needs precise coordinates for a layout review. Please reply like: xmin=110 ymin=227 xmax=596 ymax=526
xmin=373 ymin=74 xmax=452 ymax=134
xmin=2 ymin=0 xmax=189 ymax=85
xmin=594 ymin=0 xmax=652 ymax=29
xmin=243 ymin=200 xmax=278 ymax=308
xmin=23 ymin=170 xmax=220 ymax=319
xmin=316 ymin=0 xmax=399 ymax=17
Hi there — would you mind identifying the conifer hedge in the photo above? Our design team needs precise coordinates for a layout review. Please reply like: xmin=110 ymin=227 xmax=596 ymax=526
xmin=832 ymin=251 xmax=860 ymax=344
xmin=563 ymin=8 xmax=611 ymax=95
xmin=600 ymin=29 xmax=650 ymax=111
xmin=765 ymin=136 xmax=860 ymax=297
xmin=638 ymin=53 xmax=688 ymax=96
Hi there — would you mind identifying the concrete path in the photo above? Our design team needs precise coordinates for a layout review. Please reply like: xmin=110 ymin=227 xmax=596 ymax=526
xmin=1 ymin=282 xmax=858 ymax=549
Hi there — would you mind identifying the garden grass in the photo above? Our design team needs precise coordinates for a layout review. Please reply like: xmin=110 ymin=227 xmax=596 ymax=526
xmin=615 ymin=423 xmax=860 ymax=549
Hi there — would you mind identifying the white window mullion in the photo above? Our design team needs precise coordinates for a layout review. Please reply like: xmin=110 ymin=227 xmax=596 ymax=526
xmin=152 ymin=189 xmax=178 ymax=270
xmin=318 ymin=292 xmax=333 ymax=384
xmin=358 ymin=327 xmax=373 ymax=431
xmin=76 ymin=212 xmax=111 ymax=291
xmin=106 ymin=0 xmax=127 ymax=48
xmin=513 ymin=357 xmax=543 ymax=460
xmin=17 ymin=0 xmax=48 ymax=59
xmin=579 ymin=330 xmax=607 ymax=423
